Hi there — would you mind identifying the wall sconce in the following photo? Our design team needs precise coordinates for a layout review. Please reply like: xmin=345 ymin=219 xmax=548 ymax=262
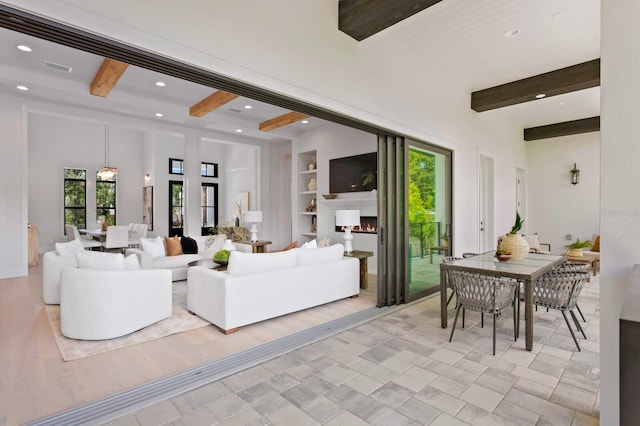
xmin=570 ymin=163 xmax=580 ymax=185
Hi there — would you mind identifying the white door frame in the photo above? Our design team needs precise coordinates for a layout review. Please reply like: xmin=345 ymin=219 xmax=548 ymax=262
xmin=478 ymin=151 xmax=495 ymax=252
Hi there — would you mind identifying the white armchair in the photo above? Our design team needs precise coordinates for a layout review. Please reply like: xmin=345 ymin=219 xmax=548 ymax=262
xmin=60 ymin=267 xmax=172 ymax=340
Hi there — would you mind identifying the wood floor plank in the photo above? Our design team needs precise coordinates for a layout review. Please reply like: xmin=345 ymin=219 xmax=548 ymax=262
xmin=0 ymin=256 xmax=377 ymax=425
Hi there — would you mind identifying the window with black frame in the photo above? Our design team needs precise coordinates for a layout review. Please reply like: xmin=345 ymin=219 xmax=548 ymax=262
xmin=169 ymin=180 xmax=184 ymax=237
xmin=201 ymin=182 xmax=219 ymax=235
xmin=201 ymin=162 xmax=218 ymax=178
xmin=169 ymin=158 xmax=184 ymax=175
xmin=96 ymin=170 xmax=117 ymax=226
xmin=63 ymin=168 xmax=87 ymax=232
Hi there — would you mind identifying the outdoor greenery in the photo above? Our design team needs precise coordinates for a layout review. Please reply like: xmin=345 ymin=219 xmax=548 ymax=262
xmin=96 ymin=172 xmax=116 ymax=225
xmin=563 ymin=238 xmax=592 ymax=250
xmin=408 ymin=149 xmax=438 ymax=256
xmin=64 ymin=168 xmax=86 ymax=228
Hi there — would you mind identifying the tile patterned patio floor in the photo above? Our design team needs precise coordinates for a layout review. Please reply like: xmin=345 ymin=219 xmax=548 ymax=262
xmin=106 ymin=274 xmax=600 ymax=426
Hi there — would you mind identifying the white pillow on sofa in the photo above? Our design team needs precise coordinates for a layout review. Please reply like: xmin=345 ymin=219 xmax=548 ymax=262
xmin=77 ymin=251 xmax=125 ymax=270
xmin=523 ymin=234 xmax=542 ymax=252
xmin=301 ymin=239 xmax=317 ymax=249
xmin=140 ymin=236 xmax=165 ymax=258
xmin=297 ymin=243 xmax=345 ymax=266
xmin=55 ymin=238 xmax=85 ymax=257
xmin=226 ymin=249 xmax=298 ymax=276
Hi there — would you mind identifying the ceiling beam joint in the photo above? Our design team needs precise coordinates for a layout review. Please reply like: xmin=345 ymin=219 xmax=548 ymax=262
xmin=524 ymin=116 xmax=600 ymax=141
xmin=90 ymin=58 xmax=128 ymax=98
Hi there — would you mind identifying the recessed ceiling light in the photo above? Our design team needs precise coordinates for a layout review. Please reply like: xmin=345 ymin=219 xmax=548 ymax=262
xmin=503 ymin=28 xmax=521 ymax=38
xmin=535 ymin=94 xmax=546 ymax=99
xmin=155 ymin=113 xmax=164 ymax=117
xmin=155 ymin=81 xmax=165 ymax=87
xmin=236 ymin=129 xmax=243 ymax=133
xmin=244 ymin=105 xmax=252 ymax=109
xmin=301 ymin=120 xmax=309 ymax=124
xmin=16 ymin=44 xmax=32 ymax=52
xmin=16 ymin=85 xmax=29 ymax=91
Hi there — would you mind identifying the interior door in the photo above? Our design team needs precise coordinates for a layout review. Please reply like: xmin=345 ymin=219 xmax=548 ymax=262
xmin=478 ymin=154 xmax=495 ymax=252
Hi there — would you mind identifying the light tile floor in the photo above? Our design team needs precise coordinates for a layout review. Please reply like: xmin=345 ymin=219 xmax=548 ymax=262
xmin=106 ymin=275 xmax=600 ymax=426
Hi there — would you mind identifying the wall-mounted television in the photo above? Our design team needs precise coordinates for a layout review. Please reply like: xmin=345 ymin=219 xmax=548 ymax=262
xmin=329 ymin=152 xmax=377 ymax=193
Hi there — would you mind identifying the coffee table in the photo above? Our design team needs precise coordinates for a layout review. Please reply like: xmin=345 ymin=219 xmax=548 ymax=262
xmin=564 ymin=253 xmax=598 ymax=279
xmin=188 ymin=258 xmax=226 ymax=271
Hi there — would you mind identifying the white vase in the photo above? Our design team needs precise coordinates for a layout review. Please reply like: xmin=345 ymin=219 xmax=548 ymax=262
xmin=221 ymin=239 xmax=236 ymax=251
xmin=500 ymin=233 xmax=529 ymax=260
xmin=308 ymin=177 xmax=317 ymax=191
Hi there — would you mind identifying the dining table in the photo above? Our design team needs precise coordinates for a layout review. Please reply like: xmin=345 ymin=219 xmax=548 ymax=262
xmin=79 ymin=228 xmax=107 ymax=241
xmin=440 ymin=251 xmax=566 ymax=351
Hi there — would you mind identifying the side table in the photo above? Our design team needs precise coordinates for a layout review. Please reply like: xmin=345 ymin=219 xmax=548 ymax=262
xmin=237 ymin=240 xmax=272 ymax=253
xmin=344 ymin=250 xmax=374 ymax=289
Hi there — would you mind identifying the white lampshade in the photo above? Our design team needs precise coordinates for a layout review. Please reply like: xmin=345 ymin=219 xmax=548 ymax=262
xmin=336 ymin=210 xmax=360 ymax=254
xmin=245 ymin=210 xmax=263 ymax=223
xmin=335 ymin=210 xmax=360 ymax=227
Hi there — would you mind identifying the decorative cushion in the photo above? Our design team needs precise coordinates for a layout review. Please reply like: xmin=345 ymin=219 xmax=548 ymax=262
xmin=297 ymin=243 xmax=345 ymax=266
xmin=279 ymin=241 xmax=298 ymax=251
xmin=124 ymin=254 xmax=141 ymax=270
xmin=302 ymin=239 xmax=317 ymax=249
xmin=226 ymin=249 xmax=298 ymax=276
xmin=181 ymin=236 xmax=198 ymax=254
xmin=55 ymin=238 xmax=85 ymax=257
xmin=165 ymin=236 xmax=183 ymax=256
xmin=523 ymin=234 xmax=542 ymax=252
xmin=591 ymin=235 xmax=600 ymax=252
xmin=77 ymin=251 xmax=125 ymax=270
xmin=140 ymin=236 xmax=165 ymax=259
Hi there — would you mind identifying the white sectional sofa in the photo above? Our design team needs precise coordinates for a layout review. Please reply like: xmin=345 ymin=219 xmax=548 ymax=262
xmin=126 ymin=234 xmax=251 ymax=281
xmin=187 ymin=243 xmax=360 ymax=334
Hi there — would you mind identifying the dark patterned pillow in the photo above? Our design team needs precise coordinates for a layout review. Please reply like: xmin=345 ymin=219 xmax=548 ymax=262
xmin=180 ymin=236 xmax=198 ymax=254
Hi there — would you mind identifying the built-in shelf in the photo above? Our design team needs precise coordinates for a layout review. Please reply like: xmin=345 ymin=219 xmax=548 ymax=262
xmin=300 ymin=232 xmax=317 ymax=237
xmin=299 ymin=212 xmax=317 ymax=215
xmin=299 ymin=169 xmax=316 ymax=175
xmin=297 ymin=150 xmax=318 ymax=242
xmin=299 ymin=190 xmax=317 ymax=195
xmin=319 ymin=196 xmax=377 ymax=209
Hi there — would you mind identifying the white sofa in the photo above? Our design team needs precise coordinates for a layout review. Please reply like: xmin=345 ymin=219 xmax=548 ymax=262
xmin=60 ymin=267 xmax=172 ymax=340
xmin=126 ymin=235 xmax=255 ymax=281
xmin=187 ymin=244 xmax=359 ymax=334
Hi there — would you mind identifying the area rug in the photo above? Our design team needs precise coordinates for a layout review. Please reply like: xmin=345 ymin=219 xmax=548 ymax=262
xmin=45 ymin=281 xmax=211 ymax=361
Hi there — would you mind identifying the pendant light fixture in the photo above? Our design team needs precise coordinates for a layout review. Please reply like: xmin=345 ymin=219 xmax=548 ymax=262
xmin=97 ymin=124 xmax=117 ymax=180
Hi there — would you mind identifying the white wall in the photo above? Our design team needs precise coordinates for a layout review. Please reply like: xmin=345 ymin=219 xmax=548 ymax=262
xmin=601 ymin=1 xmax=640 ymax=423
xmin=526 ymin=132 xmax=600 ymax=253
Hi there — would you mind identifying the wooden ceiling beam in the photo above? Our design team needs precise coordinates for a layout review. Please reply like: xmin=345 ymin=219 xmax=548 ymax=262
xmin=524 ymin=116 xmax=600 ymax=141
xmin=189 ymin=90 xmax=238 ymax=117
xmin=471 ymin=59 xmax=600 ymax=112
xmin=259 ymin=112 xmax=310 ymax=132
xmin=339 ymin=0 xmax=442 ymax=41
xmin=90 ymin=58 xmax=129 ymax=97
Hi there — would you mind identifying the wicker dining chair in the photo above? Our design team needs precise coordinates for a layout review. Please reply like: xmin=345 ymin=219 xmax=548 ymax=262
xmin=534 ymin=271 xmax=589 ymax=351
xmin=461 ymin=252 xmax=478 ymax=258
xmin=442 ymin=256 xmax=463 ymax=307
xmin=552 ymin=262 xmax=590 ymax=321
xmin=447 ymin=270 xmax=519 ymax=355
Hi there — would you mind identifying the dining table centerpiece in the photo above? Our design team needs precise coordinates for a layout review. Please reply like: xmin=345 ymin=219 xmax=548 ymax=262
xmin=499 ymin=211 xmax=530 ymax=260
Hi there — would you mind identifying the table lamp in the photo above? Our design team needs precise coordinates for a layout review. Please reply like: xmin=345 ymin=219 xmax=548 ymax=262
xmin=244 ymin=210 xmax=263 ymax=242
xmin=336 ymin=209 xmax=360 ymax=254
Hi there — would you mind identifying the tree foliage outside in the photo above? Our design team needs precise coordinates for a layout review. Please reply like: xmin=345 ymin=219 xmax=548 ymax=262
xmin=97 ymin=172 xmax=116 ymax=225
xmin=408 ymin=149 xmax=438 ymax=256
xmin=64 ymin=168 xmax=86 ymax=229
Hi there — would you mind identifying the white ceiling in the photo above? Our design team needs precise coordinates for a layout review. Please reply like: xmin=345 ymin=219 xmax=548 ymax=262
xmin=0 ymin=0 xmax=601 ymax=138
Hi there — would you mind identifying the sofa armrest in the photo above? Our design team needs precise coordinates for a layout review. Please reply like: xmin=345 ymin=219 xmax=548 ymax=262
xmin=126 ymin=248 xmax=153 ymax=269
xmin=42 ymin=250 xmax=78 ymax=304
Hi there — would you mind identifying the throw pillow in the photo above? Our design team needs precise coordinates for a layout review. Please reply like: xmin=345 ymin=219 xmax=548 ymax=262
xmin=165 ymin=236 xmax=183 ymax=256
xmin=77 ymin=251 xmax=125 ymax=270
xmin=55 ymin=238 xmax=85 ymax=257
xmin=226 ymin=249 xmax=298 ymax=276
xmin=180 ymin=236 xmax=198 ymax=254
xmin=280 ymin=241 xmax=298 ymax=251
xmin=140 ymin=236 xmax=165 ymax=259
xmin=297 ymin=243 xmax=345 ymax=266
xmin=591 ymin=235 xmax=600 ymax=252
xmin=302 ymin=239 xmax=317 ymax=249
xmin=124 ymin=254 xmax=141 ymax=270
xmin=522 ymin=234 xmax=542 ymax=252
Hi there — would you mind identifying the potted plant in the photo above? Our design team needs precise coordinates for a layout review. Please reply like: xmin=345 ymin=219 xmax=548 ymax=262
xmin=499 ymin=211 xmax=530 ymax=260
xmin=563 ymin=238 xmax=592 ymax=257
xmin=495 ymin=248 xmax=512 ymax=262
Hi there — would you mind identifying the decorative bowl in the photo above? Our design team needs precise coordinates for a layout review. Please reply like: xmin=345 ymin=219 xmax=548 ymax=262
xmin=496 ymin=253 xmax=512 ymax=262
xmin=322 ymin=193 xmax=338 ymax=200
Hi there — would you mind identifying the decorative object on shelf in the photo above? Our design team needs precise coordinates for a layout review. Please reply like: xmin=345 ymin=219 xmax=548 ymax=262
xmin=221 ymin=239 xmax=236 ymax=251
xmin=311 ymin=215 xmax=317 ymax=233
xmin=97 ymin=124 xmax=118 ymax=180
xmin=499 ymin=211 xmax=529 ymax=260
xmin=244 ymin=210 xmax=263 ymax=242
xmin=563 ymin=238 xmax=592 ymax=257
xmin=336 ymin=209 xmax=360 ymax=254
xmin=307 ymin=198 xmax=317 ymax=212
xmin=308 ymin=162 xmax=315 ymax=171
xmin=319 ymin=237 xmax=330 ymax=247
xmin=570 ymin=163 xmax=580 ymax=185
xmin=322 ymin=193 xmax=337 ymax=200
xmin=308 ymin=177 xmax=317 ymax=191
xmin=213 ymin=249 xmax=231 ymax=266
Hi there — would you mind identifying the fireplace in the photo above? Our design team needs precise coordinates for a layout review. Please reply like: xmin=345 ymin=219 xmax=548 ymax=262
xmin=335 ymin=216 xmax=377 ymax=234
